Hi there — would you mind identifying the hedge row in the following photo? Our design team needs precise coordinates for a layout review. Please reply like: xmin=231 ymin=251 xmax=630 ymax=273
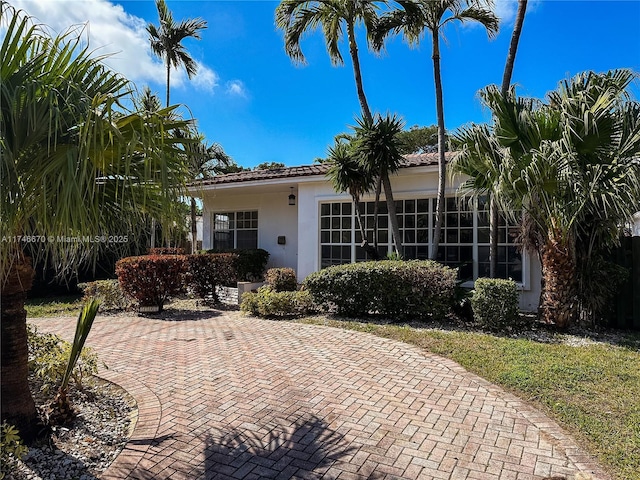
xmin=205 ymin=248 xmax=269 ymax=283
xmin=303 ymin=260 xmax=458 ymax=320
xmin=115 ymin=253 xmax=242 ymax=310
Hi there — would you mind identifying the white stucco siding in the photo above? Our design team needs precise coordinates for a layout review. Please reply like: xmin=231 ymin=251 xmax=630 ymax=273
xmin=201 ymin=190 xmax=299 ymax=274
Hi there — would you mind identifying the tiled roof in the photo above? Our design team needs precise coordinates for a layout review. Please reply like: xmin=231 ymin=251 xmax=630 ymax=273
xmin=192 ymin=152 xmax=450 ymax=187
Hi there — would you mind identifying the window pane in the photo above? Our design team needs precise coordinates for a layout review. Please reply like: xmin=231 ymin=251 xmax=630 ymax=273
xmin=332 ymin=203 xmax=341 ymax=215
xmin=321 ymin=204 xmax=330 ymax=216
xmin=237 ymin=230 xmax=257 ymax=249
xmin=342 ymin=202 xmax=352 ymax=215
xmin=417 ymin=199 xmax=429 ymax=213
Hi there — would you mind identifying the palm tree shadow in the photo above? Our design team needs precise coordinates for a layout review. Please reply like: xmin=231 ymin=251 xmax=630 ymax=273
xmin=202 ymin=414 xmax=380 ymax=480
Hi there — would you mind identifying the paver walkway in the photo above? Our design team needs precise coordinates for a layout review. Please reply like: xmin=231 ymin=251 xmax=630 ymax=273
xmin=30 ymin=313 xmax=610 ymax=480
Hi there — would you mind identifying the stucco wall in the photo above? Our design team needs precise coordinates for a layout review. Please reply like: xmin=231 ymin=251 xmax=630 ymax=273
xmin=202 ymin=190 xmax=299 ymax=274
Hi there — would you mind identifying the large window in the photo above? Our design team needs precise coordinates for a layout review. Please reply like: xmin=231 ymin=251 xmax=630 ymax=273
xmin=319 ymin=197 xmax=523 ymax=284
xmin=212 ymin=211 xmax=258 ymax=250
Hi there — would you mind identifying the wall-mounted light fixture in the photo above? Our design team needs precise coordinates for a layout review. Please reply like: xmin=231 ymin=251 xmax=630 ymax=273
xmin=288 ymin=187 xmax=296 ymax=206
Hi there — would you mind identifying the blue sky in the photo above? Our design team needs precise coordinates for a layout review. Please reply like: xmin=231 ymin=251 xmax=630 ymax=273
xmin=10 ymin=0 xmax=640 ymax=168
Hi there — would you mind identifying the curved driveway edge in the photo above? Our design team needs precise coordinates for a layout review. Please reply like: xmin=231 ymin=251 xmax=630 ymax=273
xmin=30 ymin=313 xmax=611 ymax=480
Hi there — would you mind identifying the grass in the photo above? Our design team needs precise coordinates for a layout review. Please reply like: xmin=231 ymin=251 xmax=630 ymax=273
xmin=297 ymin=317 xmax=640 ymax=480
xmin=25 ymin=295 xmax=84 ymax=317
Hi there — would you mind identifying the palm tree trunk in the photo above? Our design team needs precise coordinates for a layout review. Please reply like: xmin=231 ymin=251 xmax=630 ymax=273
xmin=353 ymin=194 xmax=379 ymax=260
xmin=430 ymin=29 xmax=447 ymax=261
xmin=166 ymin=59 xmax=171 ymax=107
xmin=191 ymin=197 xmax=198 ymax=254
xmin=1 ymin=256 xmax=39 ymax=442
xmin=373 ymin=175 xmax=382 ymax=250
xmin=382 ymin=173 xmax=402 ymax=256
xmin=347 ymin=24 xmax=373 ymax=124
xmin=490 ymin=0 xmax=528 ymax=277
xmin=539 ymin=233 xmax=578 ymax=329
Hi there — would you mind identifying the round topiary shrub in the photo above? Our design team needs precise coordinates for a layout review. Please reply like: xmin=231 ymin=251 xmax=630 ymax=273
xmin=264 ymin=268 xmax=298 ymax=292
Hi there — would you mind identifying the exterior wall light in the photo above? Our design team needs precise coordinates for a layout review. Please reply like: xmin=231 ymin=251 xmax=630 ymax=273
xmin=288 ymin=187 xmax=296 ymax=206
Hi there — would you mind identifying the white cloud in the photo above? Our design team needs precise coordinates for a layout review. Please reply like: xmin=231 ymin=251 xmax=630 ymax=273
xmin=225 ymin=80 xmax=248 ymax=98
xmin=494 ymin=0 xmax=518 ymax=24
xmin=9 ymin=0 xmax=219 ymax=95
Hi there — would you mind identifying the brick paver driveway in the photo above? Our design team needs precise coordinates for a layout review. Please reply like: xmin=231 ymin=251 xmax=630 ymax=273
xmin=30 ymin=313 xmax=609 ymax=480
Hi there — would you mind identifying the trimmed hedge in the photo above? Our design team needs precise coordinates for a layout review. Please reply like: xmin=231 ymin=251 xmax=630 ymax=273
xmin=264 ymin=268 xmax=297 ymax=292
xmin=205 ymin=248 xmax=269 ymax=283
xmin=471 ymin=278 xmax=520 ymax=331
xmin=303 ymin=260 xmax=458 ymax=320
xmin=78 ymin=280 xmax=132 ymax=310
xmin=241 ymin=286 xmax=315 ymax=318
xmin=116 ymin=255 xmax=188 ymax=311
xmin=186 ymin=253 xmax=239 ymax=303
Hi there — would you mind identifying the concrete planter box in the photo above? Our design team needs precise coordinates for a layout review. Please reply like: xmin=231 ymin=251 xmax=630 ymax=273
xmin=216 ymin=281 xmax=264 ymax=305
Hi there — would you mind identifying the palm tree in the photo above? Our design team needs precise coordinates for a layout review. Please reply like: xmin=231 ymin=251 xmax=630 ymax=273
xmin=326 ymin=136 xmax=379 ymax=259
xmin=147 ymin=0 xmax=207 ymax=107
xmin=488 ymin=0 xmax=528 ymax=277
xmin=1 ymin=5 xmax=191 ymax=440
xmin=352 ymin=113 xmax=406 ymax=256
xmin=275 ymin=0 xmax=382 ymax=123
xmin=453 ymin=69 xmax=640 ymax=329
xmin=374 ymin=0 xmax=499 ymax=260
xmin=185 ymin=133 xmax=231 ymax=253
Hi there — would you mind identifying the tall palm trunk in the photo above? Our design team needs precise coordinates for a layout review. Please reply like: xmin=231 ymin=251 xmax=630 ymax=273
xmin=539 ymin=232 xmax=578 ymax=329
xmin=490 ymin=0 xmax=528 ymax=276
xmin=430 ymin=29 xmax=447 ymax=261
xmin=166 ymin=59 xmax=171 ymax=107
xmin=347 ymin=24 xmax=372 ymax=123
xmin=353 ymin=194 xmax=380 ymax=259
xmin=1 ymin=256 xmax=38 ymax=442
xmin=382 ymin=174 xmax=402 ymax=256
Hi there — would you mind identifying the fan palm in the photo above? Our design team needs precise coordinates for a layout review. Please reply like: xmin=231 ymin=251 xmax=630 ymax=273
xmin=1 ymin=5 xmax=191 ymax=440
xmin=147 ymin=0 xmax=207 ymax=107
xmin=373 ymin=0 xmax=499 ymax=260
xmin=453 ymin=69 xmax=640 ymax=329
xmin=487 ymin=0 xmax=528 ymax=278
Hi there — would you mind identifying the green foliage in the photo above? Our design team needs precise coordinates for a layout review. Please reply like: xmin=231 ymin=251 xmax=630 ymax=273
xmin=186 ymin=253 xmax=239 ymax=302
xmin=0 ymin=422 xmax=28 ymax=479
xmin=397 ymin=124 xmax=440 ymax=154
xmin=254 ymin=161 xmax=286 ymax=170
xmin=115 ymin=255 xmax=188 ymax=310
xmin=240 ymin=286 xmax=315 ymax=318
xmin=25 ymin=296 xmax=84 ymax=318
xmin=471 ymin=278 xmax=520 ymax=331
xmin=27 ymin=325 xmax=99 ymax=394
xmin=78 ymin=280 xmax=132 ymax=310
xmin=577 ymin=255 xmax=629 ymax=327
xmin=205 ymin=248 xmax=270 ymax=282
xmin=303 ymin=260 xmax=458 ymax=320
xmin=264 ymin=268 xmax=298 ymax=292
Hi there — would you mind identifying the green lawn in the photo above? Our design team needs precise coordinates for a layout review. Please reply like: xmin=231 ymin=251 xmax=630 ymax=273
xmin=297 ymin=317 xmax=640 ymax=480
xmin=25 ymin=295 xmax=84 ymax=317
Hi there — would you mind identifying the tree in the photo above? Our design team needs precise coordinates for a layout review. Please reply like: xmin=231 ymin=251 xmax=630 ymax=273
xmin=185 ymin=134 xmax=231 ymax=253
xmin=397 ymin=124 xmax=439 ymax=154
xmin=326 ymin=137 xmax=379 ymax=259
xmin=374 ymin=0 xmax=499 ymax=260
xmin=352 ymin=113 xmax=406 ymax=256
xmin=147 ymin=0 xmax=207 ymax=107
xmin=452 ymin=69 xmax=640 ymax=329
xmin=488 ymin=0 xmax=528 ymax=278
xmin=1 ymin=5 xmax=191 ymax=440
xmin=275 ymin=0 xmax=382 ymax=123
xmin=254 ymin=161 xmax=286 ymax=170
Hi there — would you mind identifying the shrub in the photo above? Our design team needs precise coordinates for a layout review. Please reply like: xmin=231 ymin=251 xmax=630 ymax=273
xmin=0 ymin=423 xmax=28 ymax=479
xmin=186 ymin=253 xmax=239 ymax=303
xmin=206 ymin=248 xmax=269 ymax=282
xmin=264 ymin=268 xmax=298 ymax=292
xmin=27 ymin=324 xmax=99 ymax=394
xmin=471 ymin=278 xmax=520 ymax=331
xmin=148 ymin=247 xmax=185 ymax=255
xmin=303 ymin=260 xmax=458 ymax=320
xmin=78 ymin=279 xmax=132 ymax=310
xmin=115 ymin=255 xmax=188 ymax=311
xmin=240 ymin=286 xmax=315 ymax=318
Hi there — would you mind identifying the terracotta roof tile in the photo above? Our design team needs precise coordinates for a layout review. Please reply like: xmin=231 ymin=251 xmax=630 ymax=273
xmin=192 ymin=152 xmax=451 ymax=187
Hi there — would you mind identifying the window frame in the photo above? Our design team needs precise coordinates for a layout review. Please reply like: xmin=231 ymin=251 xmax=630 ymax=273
xmin=210 ymin=210 xmax=259 ymax=250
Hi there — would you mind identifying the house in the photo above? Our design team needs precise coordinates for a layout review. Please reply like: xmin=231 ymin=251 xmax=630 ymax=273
xmin=189 ymin=153 xmax=542 ymax=311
